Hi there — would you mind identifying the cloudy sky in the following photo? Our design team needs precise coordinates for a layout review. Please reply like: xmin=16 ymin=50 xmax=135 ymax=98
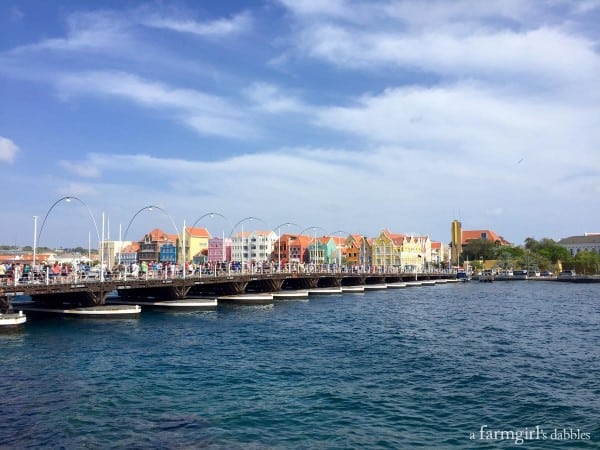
xmin=1 ymin=0 xmax=599 ymax=248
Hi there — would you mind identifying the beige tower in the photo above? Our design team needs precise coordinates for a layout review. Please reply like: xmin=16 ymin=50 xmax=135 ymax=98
xmin=451 ymin=220 xmax=462 ymax=267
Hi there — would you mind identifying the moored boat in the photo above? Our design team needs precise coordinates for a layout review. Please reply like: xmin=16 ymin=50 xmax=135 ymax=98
xmin=0 ymin=310 xmax=26 ymax=328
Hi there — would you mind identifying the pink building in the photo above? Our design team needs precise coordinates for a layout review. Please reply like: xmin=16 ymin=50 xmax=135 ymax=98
xmin=208 ymin=237 xmax=232 ymax=263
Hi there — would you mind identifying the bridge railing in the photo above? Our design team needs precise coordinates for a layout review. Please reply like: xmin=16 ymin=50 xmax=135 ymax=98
xmin=1 ymin=264 xmax=454 ymax=289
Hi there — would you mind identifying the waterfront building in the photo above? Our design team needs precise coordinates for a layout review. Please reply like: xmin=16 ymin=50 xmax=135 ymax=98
xmin=451 ymin=219 xmax=510 ymax=267
xmin=207 ymin=237 xmax=232 ymax=263
xmin=558 ymin=233 xmax=600 ymax=256
xmin=272 ymin=234 xmax=314 ymax=265
xmin=345 ymin=234 xmax=372 ymax=267
xmin=101 ymin=240 xmax=132 ymax=266
xmin=373 ymin=230 xmax=399 ymax=269
xmin=461 ymin=229 xmax=510 ymax=246
xmin=180 ymin=227 xmax=210 ymax=264
xmin=117 ymin=243 xmax=139 ymax=265
xmin=373 ymin=230 xmax=431 ymax=271
xmin=137 ymin=228 xmax=178 ymax=264
xmin=431 ymin=241 xmax=449 ymax=269
xmin=307 ymin=236 xmax=346 ymax=265
xmin=160 ymin=243 xmax=177 ymax=263
xmin=231 ymin=230 xmax=278 ymax=264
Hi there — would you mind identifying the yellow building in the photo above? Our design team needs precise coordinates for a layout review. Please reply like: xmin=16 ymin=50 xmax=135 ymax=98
xmin=180 ymin=227 xmax=211 ymax=263
xmin=372 ymin=230 xmax=432 ymax=271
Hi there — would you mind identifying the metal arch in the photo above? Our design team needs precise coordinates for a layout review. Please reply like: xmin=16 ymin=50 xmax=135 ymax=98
xmin=229 ymin=216 xmax=270 ymax=238
xmin=298 ymin=225 xmax=328 ymax=237
xmin=273 ymin=222 xmax=303 ymax=236
xmin=123 ymin=205 xmax=179 ymax=243
xmin=190 ymin=212 xmax=231 ymax=233
xmin=329 ymin=229 xmax=351 ymax=238
xmin=37 ymin=196 xmax=101 ymax=247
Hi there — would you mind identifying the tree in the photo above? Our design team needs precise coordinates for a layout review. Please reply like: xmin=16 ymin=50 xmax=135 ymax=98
xmin=573 ymin=251 xmax=600 ymax=275
xmin=462 ymin=239 xmax=497 ymax=261
xmin=538 ymin=244 xmax=571 ymax=265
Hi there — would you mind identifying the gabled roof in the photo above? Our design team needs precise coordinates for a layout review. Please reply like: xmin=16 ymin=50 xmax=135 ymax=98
xmin=143 ymin=228 xmax=178 ymax=243
xmin=382 ymin=230 xmax=406 ymax=246
xmin=121 ymin=242 xmax=140 ymax=253
xmin=558 ymin=235 xmax=600 ymax=245
xmin=462 ymin=229 xmax=509 ymax=245
xmin=186 ymin=227 xmax=210 ymax=238
xmin=289 ymin=235 xmax=313 ymax=247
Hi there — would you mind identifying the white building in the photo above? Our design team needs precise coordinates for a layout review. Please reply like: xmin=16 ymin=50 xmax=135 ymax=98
xmin=231 ymin=230 xmax=278 ymax=263
xmin=558 ymin=233 xmax=600 ymax=256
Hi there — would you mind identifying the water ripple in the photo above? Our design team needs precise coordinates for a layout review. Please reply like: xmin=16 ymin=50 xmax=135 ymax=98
xmin=0 ymin=282 xmax=598 ymax=448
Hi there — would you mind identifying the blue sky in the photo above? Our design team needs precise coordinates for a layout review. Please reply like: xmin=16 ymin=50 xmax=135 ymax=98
xmin=1 ymin=0 xmax=599 ymax=248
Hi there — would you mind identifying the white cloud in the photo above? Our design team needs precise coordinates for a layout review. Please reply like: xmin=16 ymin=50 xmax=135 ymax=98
xmin=141 ymin=11 xmax=252 ymax=37
xmin=56 ymin=71 xmax=257 ymax=139
xmin=11 ymin=11 xmax=132 ymax=54
xmin=0 ymin=136 xmax=19 ymax=163
xmin=59 ymin=160 xmax=101 ymax=178
xmin=244 ymin=82 xmax=310 ymax=114
xmin=297 ymin=24 xmax=600 ymax=87
xmin=276 ymin=0 xmax=352 ymax=18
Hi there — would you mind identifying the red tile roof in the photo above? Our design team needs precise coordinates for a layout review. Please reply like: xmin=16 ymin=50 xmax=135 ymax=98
xmin=186 ymin=227 xmax=210 ymax=238
xmin=462 ymin=229 xmax=509 ymax=245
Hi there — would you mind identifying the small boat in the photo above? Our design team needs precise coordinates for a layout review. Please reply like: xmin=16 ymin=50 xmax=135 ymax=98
xmin=513 ymin=270 xmax=528 ymax=280
xmin=480 ymin=269 xmax=495 ymax=282
xmin=456 ymin=270 xmax=471 ymax=282
xmin=0 ymin=311 xmax=26 ymax=328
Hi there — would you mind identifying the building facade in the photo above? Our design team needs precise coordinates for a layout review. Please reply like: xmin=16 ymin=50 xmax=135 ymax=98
xmin=231 ymin=230 xmax=278 ymax=263
xmin=558 ymin=233 xmax=600 ymax=256
xmin=181 ymin=227 xmax=211 ymax=263
xmin=207 ymin=237 xmax=232 ymax=263
xmin=138 ymin=228 xmax=178 ymax=264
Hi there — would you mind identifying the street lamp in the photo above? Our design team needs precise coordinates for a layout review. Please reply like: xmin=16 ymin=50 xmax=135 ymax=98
xmin=190 ymin=212 xmax=231 ymax=269
xmin=123 ymin=205 xmax=179 ymax=278
xmin=37 ymin=196 xmax=101 ymax=280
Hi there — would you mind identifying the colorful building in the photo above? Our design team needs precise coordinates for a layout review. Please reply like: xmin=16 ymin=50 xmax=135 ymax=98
xmin=207 ymin=237 xmax=232 ymax=263
xmin=231 ymin=230 xmax=278 ymax=263
xmin=138 ymin=228 xmax=178 ymax=264
xmin=372 ymin=230 xmax=431 ymax=271
xmin=181 ymin=227 xmax=210 ymax=263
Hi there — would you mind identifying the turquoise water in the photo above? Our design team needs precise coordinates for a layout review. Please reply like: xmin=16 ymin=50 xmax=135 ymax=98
xmin=1 ymin=282 xmax=598 ymax=449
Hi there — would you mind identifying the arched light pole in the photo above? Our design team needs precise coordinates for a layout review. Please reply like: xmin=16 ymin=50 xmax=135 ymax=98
xmin=37 ymin=196 xmax=101 ymax=280
xmin=123 ymin=205 xmax=179 ymax=242
xmin=190 ymin=212 xmax=231 ymax=267
xmin=299 ymin=226 xmax=327 ymax=269
xmin=37 ymin=196 xmax=101 ymax=248
xmin=273 ymin=222 xmax=303 ymax=272
xmin=123 ymin=205 xmax=179 ymax=278
xmin=230 ymin=216 xmax=270 ymax=274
